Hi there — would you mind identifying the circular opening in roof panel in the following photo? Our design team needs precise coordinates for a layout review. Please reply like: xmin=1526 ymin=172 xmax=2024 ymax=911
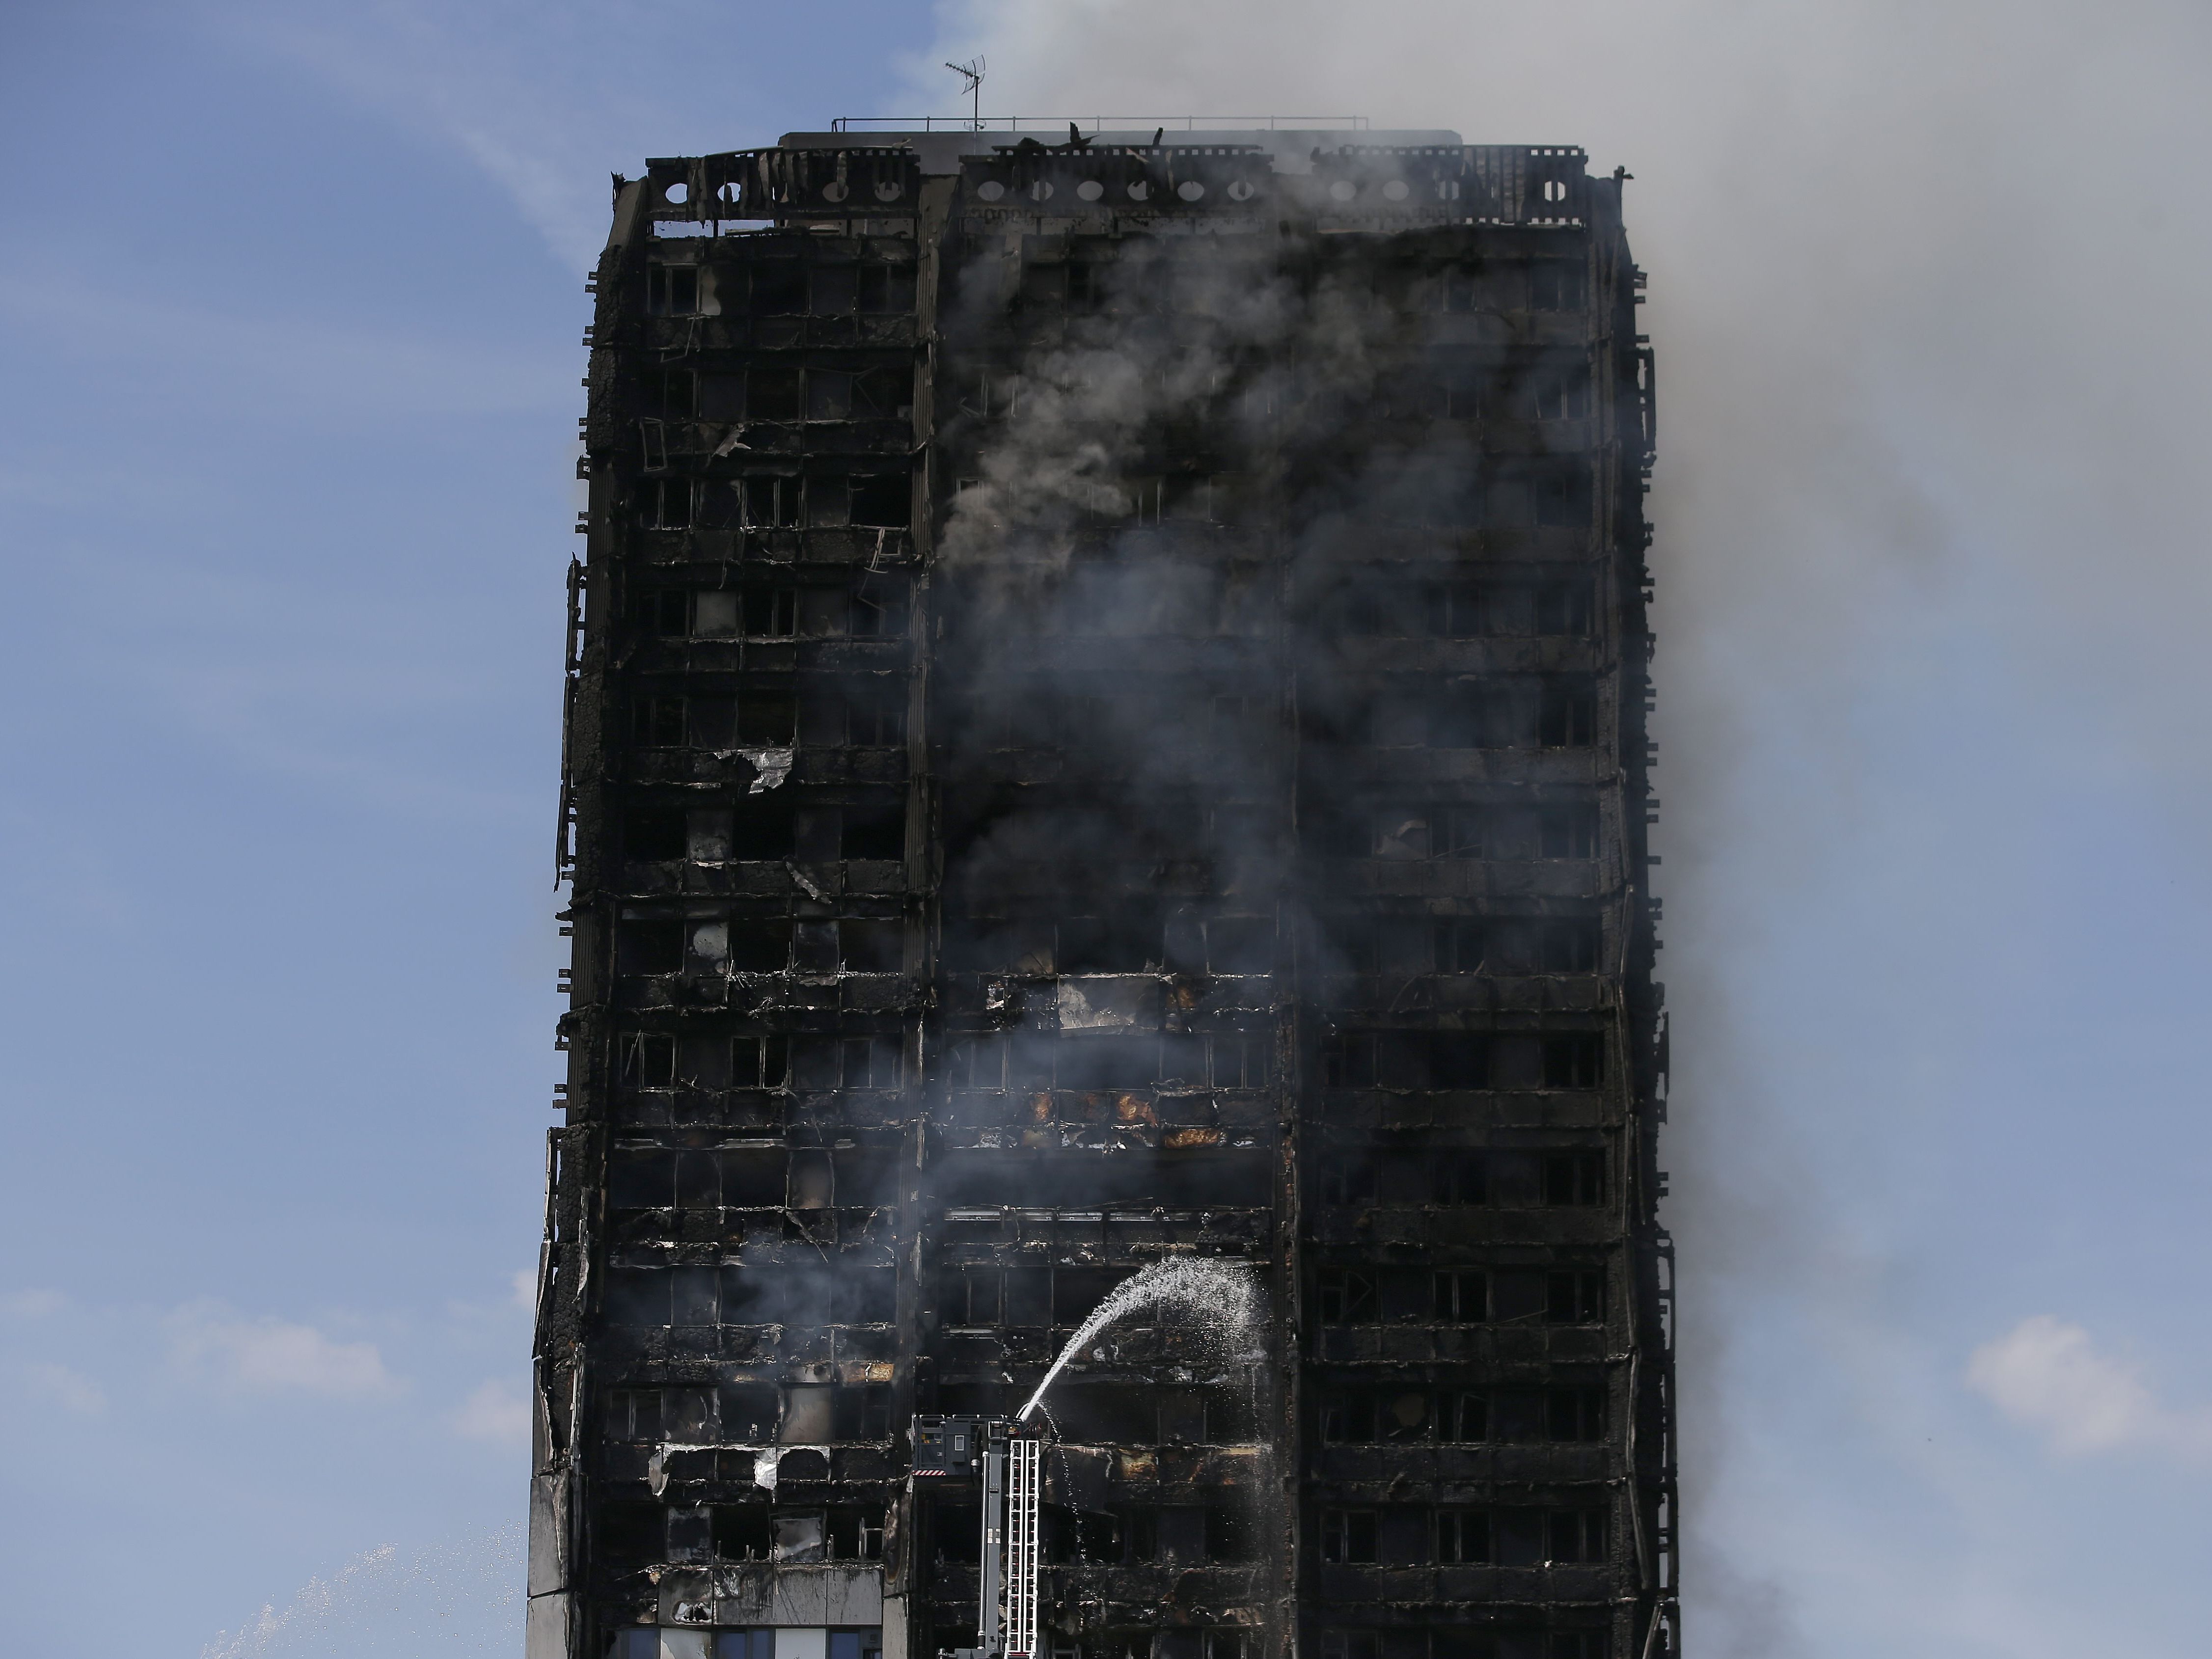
xmin=1176 ymin=180 xmax=1205 ymax=201
xmin=875 ymin=181 xmax=903 ymax=202
xmin=977 ymin=180 xmax=1006 ymax=201
xmin=1030 ymin=180 xmax=1055 ymax=201
xmin=822 ymin=182 xmax=849 ymax=203
xmin=663 ymin=180 xmax=689 ymax=205
xmin=1328 ymin=180 xmax=1356 ymax=202
xmin=1227 ymin=180 xmax=1256 ymax=201
xmin=1076 ymin=179 xmax=1105 ymax=201
xmin=1382 ymin=180 xmax=1409 ymax=201
xmin=1436 ymin=180 xmax=1461 ymax=200
xmin=1128 ymin=181 xmax=1150 ymax=201
xmin=1542 ymin=178 xmax=1569 ymax=202
xmin=717 ymin=181 xmax=742 ymax=205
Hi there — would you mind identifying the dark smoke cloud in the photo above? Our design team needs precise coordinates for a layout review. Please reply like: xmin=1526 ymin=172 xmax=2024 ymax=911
xmin=905 ymin=4 xmax=2212 ymax=1655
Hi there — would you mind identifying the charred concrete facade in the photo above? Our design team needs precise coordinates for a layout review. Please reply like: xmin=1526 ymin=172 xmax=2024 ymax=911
xmin=532 ymin=126 xmax=1672 ymax=1659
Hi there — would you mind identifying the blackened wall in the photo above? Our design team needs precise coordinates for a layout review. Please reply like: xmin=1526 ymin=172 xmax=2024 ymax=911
xmin=532 ymin=132 xmax=1673 ymax=1659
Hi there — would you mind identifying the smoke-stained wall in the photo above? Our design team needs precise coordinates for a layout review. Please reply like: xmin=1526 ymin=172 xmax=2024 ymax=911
xmin=537 ymin=129 xmax=1667 ymax=1659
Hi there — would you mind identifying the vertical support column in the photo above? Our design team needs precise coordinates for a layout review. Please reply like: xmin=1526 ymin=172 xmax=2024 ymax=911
xmin=978 ymin=1424 xmax=1007 ymax=1659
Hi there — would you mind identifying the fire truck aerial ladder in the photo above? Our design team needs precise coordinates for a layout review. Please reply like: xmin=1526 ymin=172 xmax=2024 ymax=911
xmin=912 ymin=1417 xmax=1042 ymax=1659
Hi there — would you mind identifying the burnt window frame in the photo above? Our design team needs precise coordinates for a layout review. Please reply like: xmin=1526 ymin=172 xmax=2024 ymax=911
xmin=1316 ymin=1268 xmax=1379 ymax=1326
xmin=1542 ymin=1150 xmax=1606 ymax=1206
xmin=1319 ymin=1161 xmax=1377 ymax=1207
xmin=1536 ymin=680 xmax=1598 ymax=747
xmin=641 ymin=476 xmax=694 ymax=530
xmin=615 ymin=1030 xmax=678 ymax=1088
xmin=1434 ymin=916 xmax=1487 ymax=974
xmin=1533 ymin=917 xmax=1601 ymax=974
xmin=842 ymin=683 xmax=908 ymax=747
xmin=1321 ymin=1032 xmax=1378 ymax=1088
xmin=646 ymin=263 xmax=702 ymax=317
xmin=1440 ymin=1390 xmax=1489 ymax=1442
xmin=1541 ymin=1033 xmax=1606 ymax=1089
xmin=1533 ymin=579 xmax=1594 ymax=637
xmin=837 ymin=1031 xmax=905 ymax=1086
xmin=1529 ymin=359 xmax=1593 ymax=422
xmin=1431 ymin=1151 xmax=1488 ymax=1206
xmin=848 ymin=580 xmax=909 ymax=638
xmin=1529 ymin=260 xmax=1588 ymax=313
xmin=1536 ymin=802 xmax=1599 ymax=859
xmin=1318 ymin=1390 xmax=1377 ymax=1444
xmin=856 ymin=263 xmax=918 ymax=315
xmin=1544 ymin=1507 xmax=1608 ymax=1564
xmin=644 ymin=367 xmax=696 ymax=417
xmin=1432 ymin=1268 xmax=1489 ymax=1324
xmin=1545 ymin=1385 xmax=1608 ymax=1442
xmin=1433 ymin=1508 xmax=1490 ymax=1564
xmin=1318 ymin=1508 xmax=1379 ymax=1565
xmin=732 ymin=1033 xmax=790 ymax=1090
xmin=1544 ymin=1268 xmax=1606 ymax=1326
xmin=742 ymin=588 xmax=799 ymax=638
xmin=740 ymin=475 xmax=801 ymax=529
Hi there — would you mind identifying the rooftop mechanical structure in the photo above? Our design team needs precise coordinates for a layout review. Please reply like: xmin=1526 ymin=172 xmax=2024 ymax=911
xmin=530 ymin=119 xmax=1673 ymax=1659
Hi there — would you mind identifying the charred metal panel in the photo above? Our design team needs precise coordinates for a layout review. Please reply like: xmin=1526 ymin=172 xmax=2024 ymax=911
xmin=539 ymin=129 xmax=1670 ymax=1659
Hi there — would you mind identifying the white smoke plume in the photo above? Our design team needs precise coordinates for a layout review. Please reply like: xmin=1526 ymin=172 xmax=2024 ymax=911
xmin=903 ymin=4 xmax=2212 ymax=1656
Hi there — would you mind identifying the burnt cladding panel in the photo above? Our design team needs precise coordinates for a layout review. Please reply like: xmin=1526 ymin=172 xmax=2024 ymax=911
xmin=541 ymin=148 xmax=927 ymax=1659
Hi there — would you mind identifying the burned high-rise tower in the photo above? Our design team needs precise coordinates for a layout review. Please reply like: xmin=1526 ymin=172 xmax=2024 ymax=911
xmin=531 ymin=120 xmax=1672 ymax=1659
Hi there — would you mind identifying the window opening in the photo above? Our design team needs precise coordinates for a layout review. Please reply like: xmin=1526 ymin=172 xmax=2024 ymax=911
xmin=857 ymin=265 xmax=917 ymax=314
xmin=1317 ymin=1269 xmax=1378 ymax=1325
xmin=1529 ymin=262 xmax=1587 ymax=312
xmin=1543 ymin=1151 xmax=1605 ymax=1205
xmin=1435 ymin=1509 xmax=1489 ymax=1564
xmin=647 ymin=265 xmax=701 ymax=317
xmin=836 ymin=1031 xmax=904 ymax=1086
xmin=1534 ymin=580 xmax=1593 ymax=636
xmin=742 ymin=476 xmax=800 ymax=528
xmin=1432 ymin=1151 xmax=1487 ymax=1205
xmin=1537 ymin=803 xmax=1598 ymax=858
xmin=1433 ymin=1269 xmax=1489 ymax=1323
xmin=1534 ymin=918 xmax=1600 ymax=974
xmin=849 ymin=583 xmax=907 ymax=638
xmin=738 ymin=588 xmax=796 ymax=637
xmin=642 ymin=477 xmax=693 ymax=530
xmin=1537 ymin=681 xmax=1596 ymax=747
xmin=1541 ymin=1034 xmax=1605 ymax=1088
xmin=845 ymin=685 xmax=907 ymax=747
xmin=1434 ymin=917 xmax=1486 ymax=974
xmin=1319 ymin=1509 xmax=1378 ymax=1564
xmin=1545 ymin=1269 xmax=1605 ymax=1324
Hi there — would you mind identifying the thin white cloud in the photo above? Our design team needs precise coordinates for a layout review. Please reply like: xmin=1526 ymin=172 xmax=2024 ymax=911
xmin=0 ymin=273 xmax=572 ymax=423
xmin=166 ymin=1303 xmax=404 ymax=1400
xmin=0 ymin=1288 xmax=67 ymax=1318
xmin=23 ymin=1362 xmax=108 ymax=1417
xmin=511 ymin=1267 xmax=539 ymax=1311
xmin=451 ymin=1378 xmax=532 ymax=1446
xmin=207 ymin=0 xmax=777 ymax=267
xmin=1967 ymin=1316 xmax=2212 ymax=1463
xmin=58 ymin=551 xmax=546 ymax=825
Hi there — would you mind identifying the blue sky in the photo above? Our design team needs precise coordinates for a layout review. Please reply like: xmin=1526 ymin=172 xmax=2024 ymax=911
xmin=0 ymin=2 xmax=934 ymax=1653
xmin=3 ymin=1 xmax=2210 ymax=1656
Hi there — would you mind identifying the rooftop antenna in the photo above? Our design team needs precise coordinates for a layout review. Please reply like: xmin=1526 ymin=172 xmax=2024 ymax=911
xmin=945 ymin=57 xmax=985 ymax=130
